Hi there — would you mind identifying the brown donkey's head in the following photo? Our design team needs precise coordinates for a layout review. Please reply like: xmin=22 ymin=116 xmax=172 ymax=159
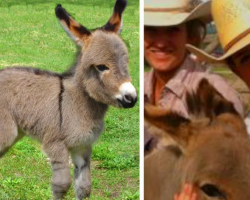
xmin=145 ymin=79 xmax=250 ymax=200
xmin=55 ymin=0 xmax=137 ymax=108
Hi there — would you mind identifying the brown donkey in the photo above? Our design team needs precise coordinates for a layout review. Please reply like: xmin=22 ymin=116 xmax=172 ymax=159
xmin=145 ymin=79 xmax=250 ymax=200
xmin=0 ymin=0 xmax=137 ymax=199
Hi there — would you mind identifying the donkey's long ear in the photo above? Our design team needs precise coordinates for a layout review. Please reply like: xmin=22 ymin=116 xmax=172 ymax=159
xmin=144 ymin=104 xmax=191 ymax=150
xmin=186 ymin=78 xmax=238 ymax=118
xmin=55 ymin=4 xmax=91 ymax=47
xmin=101 ymin=0 xmax=127 ymax=34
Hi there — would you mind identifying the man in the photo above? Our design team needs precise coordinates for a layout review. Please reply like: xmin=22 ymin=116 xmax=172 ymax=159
xmin=184 ymin=0 xmax=250 ymax=198
xmin=187 ymin=0 xmax=250 ymax=89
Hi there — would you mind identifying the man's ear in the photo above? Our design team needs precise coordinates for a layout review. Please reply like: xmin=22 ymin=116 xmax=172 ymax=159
xmin=55 ymin=4 xmax=91 ymax=47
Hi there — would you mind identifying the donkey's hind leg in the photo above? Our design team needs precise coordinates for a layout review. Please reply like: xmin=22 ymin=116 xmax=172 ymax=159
xmin=71 ymin=147 xmax=92 ymax=200
xmin=0 ymin=111 xmax=19 ymax=158
xmin=43 ymin=141 xmax=72 ymax=200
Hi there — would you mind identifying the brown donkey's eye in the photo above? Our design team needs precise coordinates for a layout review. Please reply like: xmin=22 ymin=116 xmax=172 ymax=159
xmin=201 ymin=184 xmax=227 ymax=199
xmin=96 ymin=65 xmax=109 ymax=72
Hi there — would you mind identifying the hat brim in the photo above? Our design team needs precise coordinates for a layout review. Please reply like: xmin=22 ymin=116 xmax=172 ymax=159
xmin=144 ymin=1 xmax=211 ymax=26
xmin=186 ymin=33 xmax=250 ymax=63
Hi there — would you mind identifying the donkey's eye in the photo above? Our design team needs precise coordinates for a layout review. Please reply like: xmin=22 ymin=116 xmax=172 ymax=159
xmin=96 ymin=65 xmax=109 ymax=72
xmin=201 ymin=184 xmax=226 ymax=199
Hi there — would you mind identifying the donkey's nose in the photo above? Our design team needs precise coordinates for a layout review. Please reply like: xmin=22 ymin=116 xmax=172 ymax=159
xmin=116 ymin=82 xmax=137 ymax=108
xmin=121 ymin=94 xmax=137 ymax=108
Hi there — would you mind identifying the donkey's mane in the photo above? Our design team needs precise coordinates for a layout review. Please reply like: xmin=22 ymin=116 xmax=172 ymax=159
xmin=0 ymin=47 xmax=82 ymax=80
xmin=0 ymin=66 xmax=63 ymax=79
xmin=185 ymin=78 xmax=238 ymax=119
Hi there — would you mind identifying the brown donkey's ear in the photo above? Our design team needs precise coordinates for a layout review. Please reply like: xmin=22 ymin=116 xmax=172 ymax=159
xmin=101 ymin=0 xmax=127 ymax=34
xmin=55 ymin=4 xmax=91 ymax=47
xmin=144 ymin=104 xmax=191 ymax=150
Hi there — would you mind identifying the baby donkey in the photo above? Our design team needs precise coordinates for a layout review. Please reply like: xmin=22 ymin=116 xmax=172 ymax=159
xmin=0 ymin=0 xmax=137 ymax=199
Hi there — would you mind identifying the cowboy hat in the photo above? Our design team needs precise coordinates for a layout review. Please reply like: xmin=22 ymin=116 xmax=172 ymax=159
xmin=144 ymin=0 xmax=211 ymax=27
xmin=186 ymin=0 xmax=250 ymax=63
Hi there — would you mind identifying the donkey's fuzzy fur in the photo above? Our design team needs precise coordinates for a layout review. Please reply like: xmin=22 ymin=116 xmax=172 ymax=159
xmin=0 ymin=0 xmax=137 ymax=199
xmin=145 ymin=79 xmax=250 ymax=200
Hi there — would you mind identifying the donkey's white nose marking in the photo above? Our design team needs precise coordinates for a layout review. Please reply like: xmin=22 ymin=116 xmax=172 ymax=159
xmin=116 ymin=82 xmax=137 ymax=100
xmin=115 ymin=82 xmax=137 ymax=108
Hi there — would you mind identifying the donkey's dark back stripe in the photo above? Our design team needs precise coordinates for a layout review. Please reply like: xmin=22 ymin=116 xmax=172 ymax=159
xmin=58 ymin=76 xmax=64 ymax=129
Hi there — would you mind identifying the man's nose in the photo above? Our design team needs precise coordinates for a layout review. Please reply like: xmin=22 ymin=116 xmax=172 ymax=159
xmin=154 ymin=31 xmax=169 ymax=48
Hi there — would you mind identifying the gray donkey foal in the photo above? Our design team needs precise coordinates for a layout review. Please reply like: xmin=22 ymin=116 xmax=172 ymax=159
xmin=0 ymin=0 xmax=137 ymax=199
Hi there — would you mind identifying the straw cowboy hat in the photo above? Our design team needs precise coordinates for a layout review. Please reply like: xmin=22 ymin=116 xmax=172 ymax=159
xmin=186 ymin=0 xmax=250 ymax=63
xmin=144 ymin=0 xmax=211 ymax=27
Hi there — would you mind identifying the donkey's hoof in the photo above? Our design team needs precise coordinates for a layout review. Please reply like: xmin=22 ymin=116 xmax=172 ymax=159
xmin=76 ymin=186 xmax=91 ymax=200
xmin=53 ymin=192 xmax=66 ymax=200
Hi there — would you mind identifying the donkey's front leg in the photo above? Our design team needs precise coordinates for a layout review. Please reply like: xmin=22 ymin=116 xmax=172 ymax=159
xmin=71 ymin=147 xmax=92 ymax=200
xmin=43 ymin=142 xmax=72 ymax=199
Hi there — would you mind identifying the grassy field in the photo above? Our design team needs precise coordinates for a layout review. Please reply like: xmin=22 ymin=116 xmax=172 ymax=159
xmin=0 ymin=0 xmax=139 ymax=199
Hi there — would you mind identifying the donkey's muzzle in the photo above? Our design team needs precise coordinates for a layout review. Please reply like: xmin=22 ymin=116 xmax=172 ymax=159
xmin=116 ymin=82 xmax=137 ymax=108
xmin=119 ymin=94 xmax=137 ymax=108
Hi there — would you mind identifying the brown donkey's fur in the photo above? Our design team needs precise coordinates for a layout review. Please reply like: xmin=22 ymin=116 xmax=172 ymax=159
xmin=144 ymin=79 xmax=250 ymax=200
xmin=0 ymin=0 xmax=137 ymax=199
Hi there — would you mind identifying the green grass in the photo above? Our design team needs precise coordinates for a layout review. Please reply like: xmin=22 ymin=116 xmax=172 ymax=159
xmin=0 ymin=0 xmax=139 ymax=199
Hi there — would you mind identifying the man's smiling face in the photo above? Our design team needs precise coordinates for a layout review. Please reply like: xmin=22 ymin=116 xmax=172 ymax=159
xmin=144 ymin=24 xmax=188 ymax=72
